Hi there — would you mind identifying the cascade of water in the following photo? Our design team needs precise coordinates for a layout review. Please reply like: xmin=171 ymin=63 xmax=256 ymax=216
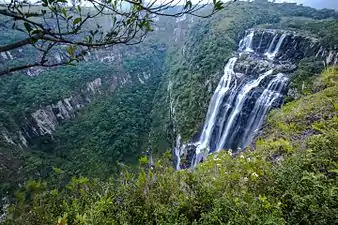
xmin=257 ymin=32 xmax=265 ymax=51
xmin=239 ymin=74 xmax=288 ymax=148
xmin=239 ymin=30 xmax=255 ymax=52
xmin=180 ymin=29 xmax=297 ymax=169
xmin=238 ymin=31 xmax=247 ymax=50
xmin=215 ymin=82 xmax=238 ymax=146
xmin=266 ymin=33 xmax=279 ymax=54
xmin=265 ymin=34 xmax=287 ymax=60
xmin=316 ymin=47 xmax=323 ymax=58
xmin=216 ymin=69 xmax=273 ymax=152
xmin=196 ymin=57 xmax=237 ymax=155
xmin=174 ymin=135 xmax=182 ymax=170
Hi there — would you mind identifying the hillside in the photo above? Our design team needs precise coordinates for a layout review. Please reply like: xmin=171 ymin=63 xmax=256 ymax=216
xmin=0 ymin=0 xmax=338 ymax=223
xmin=3 ymin=67 xmax=338 ymax=224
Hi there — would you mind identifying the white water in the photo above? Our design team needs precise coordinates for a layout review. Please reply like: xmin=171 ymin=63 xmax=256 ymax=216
xmin=182 ymin=30 xmax=292 ymax=168
xmin=257 ymin=32 xmax=265 ymax=50
xmin=239 ymin=73 xmax=288 ymax=148
xmin=239 ymin=30 xmax=255 ymax=52
xmin=174 ymin=134 xmax=183 ymax=170
xmin=195 ymin=57 xmax=237 ymax=155
xmin=216 ymin=69 xmax=273 ymax=152
xmin=265 ymin=33 xmax=287 ymax=60
xmin=266 ymin=33 xmax=279 ymax=54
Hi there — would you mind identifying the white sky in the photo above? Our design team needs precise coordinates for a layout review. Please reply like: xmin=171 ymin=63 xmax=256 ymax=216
xmin=0 ymin=0 xmax=310 ymax=5
xmin=0 ymin=0 xmax=336 ymax=9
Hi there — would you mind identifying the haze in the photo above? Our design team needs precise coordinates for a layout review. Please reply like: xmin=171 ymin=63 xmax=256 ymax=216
xmin=275 ymin=0 xmax=338 ymax=9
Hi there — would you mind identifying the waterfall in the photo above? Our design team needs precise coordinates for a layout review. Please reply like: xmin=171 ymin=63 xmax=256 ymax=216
xmin=178 ymin=29 xmax=304 ymax=169
xmin=265 ymin=33 xmax=287 ymax=60
xmin=196 ymin=57 xmax=237 ymax=156
xmin=239 ymin=30 xmax=255 ymax=52
xmin=239 ymin=73 xmax=288 ymax=148
xmin=175 ymin=29 xmax=336 ymax=169
xmin=215 ymin=69 xmax=273 ymax=152
xmin=266 ymin=33 xmax=279 ymax=54
xmin=257 ymin=32 xmax=265 ymax=51
xmin=174 ymin=134 xmax=183 ymax=170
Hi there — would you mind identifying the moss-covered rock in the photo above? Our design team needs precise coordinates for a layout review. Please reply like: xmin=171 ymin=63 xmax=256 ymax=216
xmin=257 ymin=67 xmax=338 ymax=159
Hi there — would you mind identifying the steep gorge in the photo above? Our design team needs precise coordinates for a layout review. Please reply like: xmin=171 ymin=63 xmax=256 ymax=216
xmin=173 ymin=28 xmax=337 ymax=169
xmin=1 ymin=0 xmax=338 ymax=210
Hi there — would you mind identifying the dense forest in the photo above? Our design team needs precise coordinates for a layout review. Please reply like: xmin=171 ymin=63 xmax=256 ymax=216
xmin=3 ymin=67 xmax=338 ymax=224
xmin=0 ymin=0 xmax=337 ymax=224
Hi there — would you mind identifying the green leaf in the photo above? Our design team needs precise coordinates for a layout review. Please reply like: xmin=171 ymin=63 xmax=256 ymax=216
xmin=214 ymin=1 xmax=224 ymax=10
xmin=31 ymin=29 xmax=41 ymax=35
xmin=41 ymin=0 xmax=48 ymax=7
xmin=73 ymin=17 xmax=82 ymax=25
xmin=24 ymin=22 xmax=32 ymax=33
xmin=66 ymin=45 xmax=77 ymax=58
xmin=62 ymin=8 xmax=67 ymax=18
xmin=184 ymin=0 xmax=192 ymax=9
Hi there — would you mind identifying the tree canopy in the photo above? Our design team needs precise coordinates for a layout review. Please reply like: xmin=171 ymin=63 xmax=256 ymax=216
xmin=0 ymin=0 xmax=226 ymax=76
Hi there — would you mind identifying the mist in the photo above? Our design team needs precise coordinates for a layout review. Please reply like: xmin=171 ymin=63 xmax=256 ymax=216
xmin=275 ymin=0 xmax=338 ymax=9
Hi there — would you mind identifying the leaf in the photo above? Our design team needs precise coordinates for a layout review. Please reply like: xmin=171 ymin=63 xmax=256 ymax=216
xmin=73 ymin=17 xmax=82 ymax=25
xmin=31 ymin=38 xmax=38 ymax=44
xmin=90 ymin=30 xmax=98 ymax=36
xmin=66 ymin=45 xmax=77 ymax=58
xmin=184 ymin=0 xmax=192 ymax=9
xmin=24 ymin=22 xmax=32 ymax=33
xmin=214 ymin=1 xmax=224 ymax=10
xmin=62 ymin=8 xmax=67 ymax=18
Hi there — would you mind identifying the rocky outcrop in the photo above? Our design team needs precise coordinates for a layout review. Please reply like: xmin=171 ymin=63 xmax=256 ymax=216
xmin=174 ymin=28 xmax=336 ymax=169
xmin=235 ymin=54 xmax=297 ymax=77
xmin=15 ymin=80 xmax=101 ymax=145
xmin=0 ymin=69 xmax=153 ymax=148
xmin=240 ymin=29 xmax=338 ymax=65
xmin=0 ymin=45 xmax=124 ymax=76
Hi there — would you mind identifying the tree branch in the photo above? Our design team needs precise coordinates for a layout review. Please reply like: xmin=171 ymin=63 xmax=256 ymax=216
xmin=0 ymin=34 xmax=43 ymax=52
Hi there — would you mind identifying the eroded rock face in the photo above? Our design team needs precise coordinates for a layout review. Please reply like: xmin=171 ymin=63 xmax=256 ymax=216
xmin=240 ymin=29 xmax=337 ymax=65
xmin=174 ymin=28 xmax=337 ymax=169
xmin=0 ymin=45 xmax=125 ymax=76
xmin=87 ymin=78 xmax=102 ymax=93
xmin=20 ymin=91 xmax=94 ymax=144
xmin=0 ymin=69 xmax=153 ymax=147
xmin=1 ymin=78 xmax=104 ymax=147
xmin=234 ymin=54 xmax=297 ymax=78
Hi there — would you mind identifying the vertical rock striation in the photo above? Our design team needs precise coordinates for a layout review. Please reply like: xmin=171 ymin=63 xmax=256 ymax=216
xmin=175 ymin=29 xmax=337 ymax=169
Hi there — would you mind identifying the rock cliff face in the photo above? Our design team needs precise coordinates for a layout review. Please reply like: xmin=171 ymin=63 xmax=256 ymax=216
xmin=0 ymin=70 xmax=152 ymax=148
xmin=240 ymin=29 xmax=337 ymax=65
xmin=0 ymin=46 xmax=125 ymax=76
xmin=174 ymin=28 xmax=338 ymax=169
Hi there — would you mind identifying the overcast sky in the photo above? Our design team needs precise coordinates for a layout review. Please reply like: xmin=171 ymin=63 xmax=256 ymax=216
xmin=1 ymin=0 xmax=337 ymax=9
xmin=275 ymin=0 xmax=338 ymax=9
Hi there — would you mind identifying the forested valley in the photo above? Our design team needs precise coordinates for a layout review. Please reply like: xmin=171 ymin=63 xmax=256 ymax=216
xmin=0 ymin=0 xmax=338 ymax=224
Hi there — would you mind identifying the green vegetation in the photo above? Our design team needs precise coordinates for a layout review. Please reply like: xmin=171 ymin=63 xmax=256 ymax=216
xmin=3 ymin=68 xmax=338 ymax=225
xmin=0 ymin=62 xmax=119 ymax=113
xmin=1 ymin=1 xmax=338 ymax=222
xmin=150 ymin=0 xmax=338 ymax=144
xmin=0 ymin=42 xmax=166 ymax=199
xmin=276 ymin=17 xmax=338 ymax=49
xmin=285 ymin=57 xmax=325 ymax=100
